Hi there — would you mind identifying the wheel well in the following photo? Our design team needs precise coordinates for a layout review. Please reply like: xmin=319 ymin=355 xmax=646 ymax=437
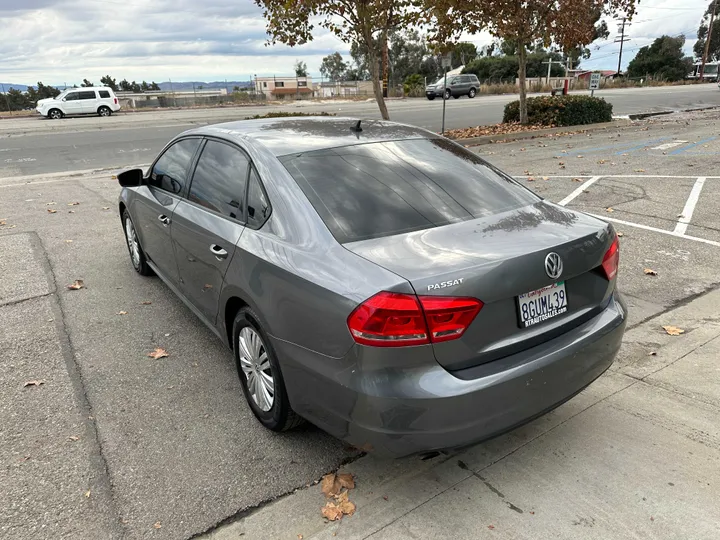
xmin=225 ymin=296 xmax=249 ymax=346
xmin=118 ymin=201 xmax=126 ymax=217
xmin=98 ymin=105 xmax=110 ymax=112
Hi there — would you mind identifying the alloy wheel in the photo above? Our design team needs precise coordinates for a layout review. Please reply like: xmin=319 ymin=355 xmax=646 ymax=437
xmin=238 ymin=326 xmax=275 ymax=412
xmin=125 ymin=217 xmax=140 ymax=268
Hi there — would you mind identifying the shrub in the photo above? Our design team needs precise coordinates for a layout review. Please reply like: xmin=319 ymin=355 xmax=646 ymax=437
xmin=503 ymin=95 xmax=613 ymax=126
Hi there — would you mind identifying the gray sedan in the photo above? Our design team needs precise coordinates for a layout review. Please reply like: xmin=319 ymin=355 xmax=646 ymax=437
xmin=117 ymin=117 xmax=626 ymax=457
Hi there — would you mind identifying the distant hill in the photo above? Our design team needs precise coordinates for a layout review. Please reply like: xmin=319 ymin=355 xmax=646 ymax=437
xmin=0 ymin=83 xmax=28 ymax=92
xmin=156 ymin=81 xmax=253 ymax=92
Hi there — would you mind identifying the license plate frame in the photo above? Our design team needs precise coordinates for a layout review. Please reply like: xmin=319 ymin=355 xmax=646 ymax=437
xmin=517 ymin=282 xmax=568 ymax=328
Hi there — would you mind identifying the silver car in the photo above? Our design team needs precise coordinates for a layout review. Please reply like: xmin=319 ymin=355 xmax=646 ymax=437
xmin=117 ymin=117 xmax=626 ymax=457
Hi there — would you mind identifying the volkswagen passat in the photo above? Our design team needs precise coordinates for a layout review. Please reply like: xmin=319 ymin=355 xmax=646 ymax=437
xmin=117 ymin=117 xmax=626 ymax=457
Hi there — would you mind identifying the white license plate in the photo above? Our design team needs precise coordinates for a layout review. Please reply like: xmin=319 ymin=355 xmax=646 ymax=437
xmin=517 ymin=282 xmax=568 ymax=328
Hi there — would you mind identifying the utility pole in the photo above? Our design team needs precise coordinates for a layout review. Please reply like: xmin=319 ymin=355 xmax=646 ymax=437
xmin=542 ymin=60 xmax=565 ymax=85
xmin=615 ymin=17 xmax=631 ymax=76
xmin=700 ymin=1 xmax=718 ymax=80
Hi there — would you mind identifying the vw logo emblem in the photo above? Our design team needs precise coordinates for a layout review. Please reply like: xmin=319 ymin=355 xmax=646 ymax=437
xmin=545 ymin=252 xmax=563 ymax=280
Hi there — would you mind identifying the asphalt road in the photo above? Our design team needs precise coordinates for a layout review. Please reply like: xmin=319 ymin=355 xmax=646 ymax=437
xmin=2 ymin=108 xmax=720 ymax=539
xmin=1 ymin=83 xmax=720 ymax=178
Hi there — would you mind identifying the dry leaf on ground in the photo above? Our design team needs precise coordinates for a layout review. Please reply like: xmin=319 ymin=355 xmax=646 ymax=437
xmin=606 ymin=208 xmax=614 ymax=213
xmin=662 ymin=325 xmax=685 ymax=336
xmin=24 ymin=380 xmax=45 ymax=387
xmin=67 ymin=280 xmax=85 ymax=290
xmin=572 ymin=178 xmax=583 ymax=183
xmin=542 ymin=176 xmax=549 ymax=181
xmin=644 ymin=268 xmax=658 ymax=276
xmin=68 ymin=210 xmax=75 ymax=214
xmin=117 ymin=311 xmax=128 ymax=315
xmin=47 ymin=208 xmax=57 ymax=214
xmin=635 ymin=169 xmax=646 ymax=173
xmin=321 ymin=502 xmax=344 ymax=521
xmin=321 ymin=473 xmax=341 ymax=497
xmin=67 ymin=202 xmax=80 ymax=206
xmin=68 ymin=435 xmax=80 ymax=441
xmin=102 ymin=207 xmax=110 ymax=210
xmin=141 ymin=301 xmax=152 ymax=305
xmin=46 ymin=202 xmax=56 ymax=205
xmin=617 ymin=232 xmax=624 ymax=237
xmin=153 ymin=522 xmax=162 ymax=529
xmin=648 ymin=351 xmax=657 ymax=356
xmin=84 ymin=490 xmax=91 ymax=498
xmin=336 ymin=473 xmax=355 ymax=490
xmin=147 ymin=348 xmax=169 ymax=359
xmin=527 ymin=177 xmax=536 ymax=182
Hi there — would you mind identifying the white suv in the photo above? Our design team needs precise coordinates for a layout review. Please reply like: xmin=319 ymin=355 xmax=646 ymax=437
xmin=36 ymin=87 xmax=121 ymax=119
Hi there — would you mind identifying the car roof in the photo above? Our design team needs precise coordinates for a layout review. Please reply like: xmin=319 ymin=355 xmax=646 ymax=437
xmin=186 ymin=116 xmax=438 ymax=157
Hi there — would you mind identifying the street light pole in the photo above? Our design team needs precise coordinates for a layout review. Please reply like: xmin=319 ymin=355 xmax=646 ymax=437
xmin=700 ymin=1 xmax=718 ymax=80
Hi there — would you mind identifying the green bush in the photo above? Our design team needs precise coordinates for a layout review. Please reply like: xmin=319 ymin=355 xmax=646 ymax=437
xmin=503 ymin=95 xmax=613 ymax=126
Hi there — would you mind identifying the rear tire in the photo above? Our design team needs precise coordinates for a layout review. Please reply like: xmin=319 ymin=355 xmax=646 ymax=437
xmin=427 ymin=95 xmax=436 ymax=101
xmin=233 ymin=307 xmax=304 ymax=432
xmin=468 ymin=88 xmax=477 ymax=98
xmin=444 ymin=89 xmax=451 ymax=100
xmin=98 ymin=106 xmax=112 ymax=117
xmin=122 ymin=209 xmax=153 ymax=276
xmin=48 ymin=109 xmax=63 ymax=120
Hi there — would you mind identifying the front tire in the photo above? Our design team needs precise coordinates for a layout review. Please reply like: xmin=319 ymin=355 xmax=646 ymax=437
xmin=444 ymin=89 xmax=451 ymax=100
xmin=427 ymin=95 xmax=436 ymax=101
xmin=48 ymin=109 xmax=63 ymax=119
xmin=98 ymin=106 xmax=112 ymax=117
xmin=122 ymin=209 xmax=153 ymax=276
xmin=468 ymin=88 xmax=477 ymax=98
xmin=233 ymin=307 xmax=304 ymax=431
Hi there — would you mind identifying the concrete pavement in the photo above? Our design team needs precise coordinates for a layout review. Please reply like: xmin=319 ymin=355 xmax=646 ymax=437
xmin=205 ymin=288 xmax=720 ymax=540
xmin=2 ymin=84 xmax=720 ymax=177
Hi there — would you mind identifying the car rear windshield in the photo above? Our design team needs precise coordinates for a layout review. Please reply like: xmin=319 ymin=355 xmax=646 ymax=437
xmin=280 ymin=138 xmax=538 ymax=244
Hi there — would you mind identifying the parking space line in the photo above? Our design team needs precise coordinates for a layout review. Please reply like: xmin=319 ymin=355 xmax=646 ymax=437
xmin=558 ymin=176 xmax=603 ymax=206
xmin=588 ymin=213 xmax=720 ymax=248
xmin=674 ymin=177 xmax=707 ymax=235
xmin=613 ymin=138 xmax=671 ymax=155
xmin=669 ymin=137 xmax=718 ymax=155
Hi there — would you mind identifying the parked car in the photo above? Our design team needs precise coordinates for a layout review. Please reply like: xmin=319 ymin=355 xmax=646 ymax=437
xmin=426 ymin=74 xmax=480 ymax=100
xmin=36 ymin=86 xmax=120 ymax=119
xmin=117 ymin=117 xmax=626 ymax=457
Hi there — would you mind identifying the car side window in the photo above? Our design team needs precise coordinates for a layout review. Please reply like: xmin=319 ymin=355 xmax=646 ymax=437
xmin=247 ymin=167 xmax=271 ymax=229
xmin=64 ymin=93 xmax=79 ymax=101
xmin=188 ymin=140 xmax=249 ymax=221
xmin=99 ymin=90 xmax=110 ymax=98
xmin=78 ymin=91 xmax=96 ymax=100
xmin=149 ymin=138 xmax=201 ymax=195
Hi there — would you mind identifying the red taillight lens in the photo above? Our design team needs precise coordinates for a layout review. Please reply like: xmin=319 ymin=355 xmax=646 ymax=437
xmin=114 ymin=98 xmax=118 ymax=104
xmin=602 ymin=236 xmax=620 ymax=280
xmin=347 ymin=292 xmax=482 ymax=347
xmin=347 ymin=292 xmax=429 ymax=347
xmin=419 ymin=296 xmax=483 ymax=343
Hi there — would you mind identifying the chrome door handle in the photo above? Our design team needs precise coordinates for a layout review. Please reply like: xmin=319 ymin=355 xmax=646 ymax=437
xmin=158 ymin=214 xmax=170 ymax=226
xmin=210 ymin=244 xmax=228 ymax=260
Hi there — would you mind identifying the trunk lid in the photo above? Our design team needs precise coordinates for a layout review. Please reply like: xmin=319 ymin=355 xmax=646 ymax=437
xmin=345 ymin=201 xmax=616 ymax=371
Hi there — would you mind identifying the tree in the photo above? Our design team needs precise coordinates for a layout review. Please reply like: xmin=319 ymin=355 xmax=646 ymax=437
xmin=451 ymin=42 xmax=477 ymax=68
xmin=27 ymin=82 xmax=61 ymax=101
xmin=319 ymin=52 xmax=348 ymax=82
xmin=141 ymin=81 xmax=150 ymax=92
xmin=627 ymin=35 xmax=692 ymax=81
xmin=254 ymin=0 xmax=425 ymax=120
xmin=349 ymin=41 xmax=372 ymax=80
xmin=694 ymin=1 xmax=720 ymax=62
xmin=566 ymin=10 xmax=609 ymax=69
xmin=294 ymin=60 xmax=308 ymax=77
xmin=81 ymin=79 xmax=94 ymax=87
xmin=130 ymin=81 xmax=141 ymax=93
xmin=432 ymin=0 xmax=639 ymax=124
xmin=150 ymin=82 xmax=161 ymax=91
xmin=100 ymin=75 xmax=118 ymax=91
xmin=387 ymin=30 xmax=437 ymax=86
xmin=119 ymin=79 xmax=132 ymax=91
xmin=403 ymin=73 xmax=425 ymax=96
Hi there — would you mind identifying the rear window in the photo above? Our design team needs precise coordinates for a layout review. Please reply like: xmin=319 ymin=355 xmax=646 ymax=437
xmin=99 ymin=90 xmax=111 ymax=98
xmin=280 ymin=139 xmax=538 ymax=243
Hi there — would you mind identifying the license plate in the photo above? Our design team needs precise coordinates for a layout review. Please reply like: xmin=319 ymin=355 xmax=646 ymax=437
xmin=517 ymin=282 xmax=568 ymax=328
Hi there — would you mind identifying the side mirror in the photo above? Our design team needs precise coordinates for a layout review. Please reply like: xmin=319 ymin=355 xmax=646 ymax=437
xmin=117 ymin=168 xmax=144 ymax=187
xmin=62 ymin=98 xmax=67 ymax=101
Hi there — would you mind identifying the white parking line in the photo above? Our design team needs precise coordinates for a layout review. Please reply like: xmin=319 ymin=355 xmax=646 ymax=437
xmin=588 ymin=214 xmax=720 ymax=248
xmin=558 ymin=176 xmax=602 ymax=206
xmin=674 ymin=177 xmax=706 ymax=235
xmin=651 ymin=141 xmax=687 ymax=150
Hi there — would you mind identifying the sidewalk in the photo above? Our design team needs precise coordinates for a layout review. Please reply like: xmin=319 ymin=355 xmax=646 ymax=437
xmin=205 ymin=289 xmax=720 ymax=540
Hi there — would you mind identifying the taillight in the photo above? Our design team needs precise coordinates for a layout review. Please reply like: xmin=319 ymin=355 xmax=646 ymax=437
xmin=419 ymin=296 xmax=483 ymax=343
xmin=347 ymin=292 xmax=482 ymax=347
xmin=602 ymin=236 xmax=620 ymax=280
xmin=114 ymin=98 xmax=118 ymax=104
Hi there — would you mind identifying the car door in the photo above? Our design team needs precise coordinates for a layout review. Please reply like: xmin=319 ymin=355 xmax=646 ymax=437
xmin=458 ymin=75 xmax=471 ymax=94
xmin=132 ymin=137 xmax=202 ymax=285
xmin=61 ymin=91 xmax=84 ymax=115
xmin=77 ymin=90 xmax=98 ymax=114
xmin=171 ymin=139 xmax=248 ymax=324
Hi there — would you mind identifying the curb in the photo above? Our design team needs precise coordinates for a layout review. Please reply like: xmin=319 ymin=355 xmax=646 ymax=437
xmin=453 ymin=120 xmax=631 ymax=146
xmin=629 ymin=105 xmax=720 ymax=121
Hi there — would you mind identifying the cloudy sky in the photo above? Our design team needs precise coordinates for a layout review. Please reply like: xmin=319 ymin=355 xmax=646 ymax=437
xmin=0 ymin=0 xmax=712 ymax=85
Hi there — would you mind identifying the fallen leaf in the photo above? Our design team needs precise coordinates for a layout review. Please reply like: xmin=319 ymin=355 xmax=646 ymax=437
xmin=338 ymin=499 xmax=356 ymax=517
xmin=541 ymin=176 xmax=549 ymax=181
xmin=203 ymin=284 xmax=213 ymax=289
xmin=46 ymin=201 xmax=56 ymax=205
xmin=47 ymin=209 xmax=57 ymax=214
xmin=635 ymin=169 xmax=646 ymax=173
xmin=644 ymin=268 xmax=658 ymax=276
xmin=597 ymin=159 xmax=607 ymax=164
xmin=117 ymin=311 xmax=128 ymax=315
xmin=147 ymin=348 xmax=169 ymax=360
xmin=383 ymin=495 xmax=388 ymax=501
xmin=336 ymin=473 xmax=355 ymax=490
xmin=297 ymin=535 xmax=303 ymax=540
xmin=321 ymin=473 xmax=341 ymax=497
xmin=67 ymin=202 xmax=80 ymax=206
xmin=520 ymin=147 xmax=526 ymax=151
xmin=141 ymin=301 xmax=152 ymax=305
xmin=85 ymin=490 xmax=91 ymax=498
xmin=621 ymin=153 xmax=629 ymax=156
xmin=68 ymin=210 xmax=75 ymax=214
xmin=662 ymin=325 xmax=685 ymax=336
xmin=488 ymin=525 xmax=495 ymax=530
xmin=68 ymin=435 xmax=80 ymax=441
xmin=102 ymin=207 xmax=110 ymax=210
xmin=610 ymin=162 xmax=617 ymax=166
xmin=67 ymin=279 xmax=85 ymax=290
xmin=558 ymin=161 xmax=565 ymax=166
xmin=153 ymin=522 xmax=162 ymax=529
xmin=617 ymin=232 xmax=624 ymax=237
xmin=65 ymin=239 xmax=73 ymax=243
xmin=321 ymin=502 xmax=344 ymax=521
xmin=677 ymin=214 xmax=684 ymax=219
xmin=648 ymin=351 xmax=657 ymax=356
xmin=523 ymin=170 xmax=530 ymax=175
xmin=24 ymin=380 xmax=45 ymax=387
xmin=577 ymin=155 xmax=584 ymax=158
xmin=572 ymin=178 xmax=583 ymax=183
xmin=527 ymin=177 xmax=536 ymax=182
xmin=606 ymin=208 xmax=614 ymax=213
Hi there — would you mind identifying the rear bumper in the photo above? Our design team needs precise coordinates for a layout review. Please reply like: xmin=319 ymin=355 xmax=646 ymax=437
xmin=275 ymin=292 xmax=627 ymax=458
